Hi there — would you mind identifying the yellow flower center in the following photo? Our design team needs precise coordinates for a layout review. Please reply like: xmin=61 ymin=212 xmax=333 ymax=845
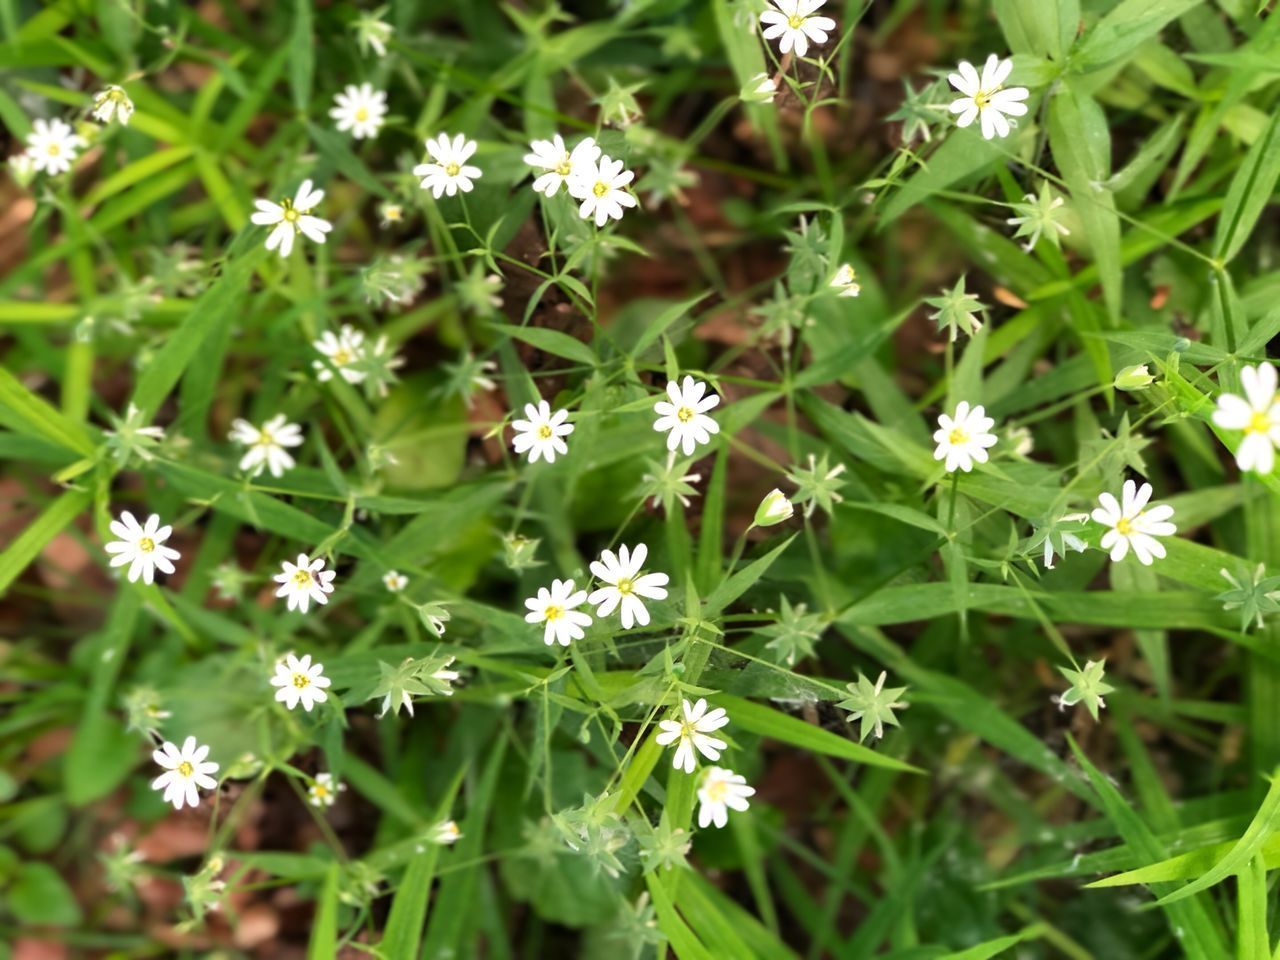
xmin=555 ymin=158 xmax=572 ymax=176
xmin=313 ymin=784 xmax=329 ymax=798
xmin=138 ymin=537 xmax=156 ymax=553
xmin=177 ymin=761 xmax=194 ymax=778
xmin=384 ymin=206 xmax=402 ymax=221
xmin=255 ymin=429 xmax=275 ymax=447
xmin=445 ymin=162 xmax=460 ymax=176
xmin=617 ymin=577 xmax=635 ymax=595
xmin=677 ymin=406 xmax=695 ymax=423
xmin=1247 ymin=411 xmax=1273 ymax=435
xmin=332 ymin=349 xmax=352 ymax=366
xmin=974 ymin=90 xmax=992 ymax=109
xmin=109 ymin=89 xmax=127 ymax=103
xmin=544 ymin=604 xmax=564 ymax=622
xmin=47 ymin=144 xmax=60 ymax=156
xmin=537 ymin=424 xmax=553 ymax=440
xmin=292 ymin=569 xmax=313 ymax=588
xmin=948 ymin=428 xmax=969 ymax=446
xmin=787 ymin=14 xmax=805 ymax=28
xmin=355 ymin=107 xmax=369 ymax=122
xmin=705 ymin=778 xmax=729 ymax=802
xmin=593 ymin=180 xmax=609 ymax=197
xmin=1116 ymin=517 xmax=1133 ymax=536
xmin=292 ymin=672 xmax=311 ymax=689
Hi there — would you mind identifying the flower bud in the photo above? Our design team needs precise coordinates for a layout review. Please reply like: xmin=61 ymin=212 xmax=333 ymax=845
xmin=1114 ymin=364 xmax=1155 ymax=392
xmin=754 ymin=489 xmax=794 ymax=527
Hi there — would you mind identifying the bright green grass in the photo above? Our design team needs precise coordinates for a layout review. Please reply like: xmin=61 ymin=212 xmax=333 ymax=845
xmin=2 ymin=0 xmax=1280 ymax=957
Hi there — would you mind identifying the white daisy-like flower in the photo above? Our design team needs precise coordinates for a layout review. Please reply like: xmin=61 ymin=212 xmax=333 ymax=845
xmin=308 ymin=772 xmax=347 ymax=808
xmin=250 ymin=179 xmax=333 ymax=257
xmin=524 ymin=134 xmax=601 ymax=198
xmin=932 ymin=402 xmax=997 ymax=473
xmin=414 ymin=133 xmax=481 ymax=198
xmin=1092 ymin=480 xmax=1177 ymax=566
xmin=228 ymin=414 xmax=303 ymax=478
xmin=525 ymin=578 xmax=593 ymax=647
xmin=25 ymin=117 xmax=86 ymax=175
xmin=273 ymin=554 xmax=336 ymax=613
xmin=151 ymin=736 xmax=219 ymax=811
xmin=379 ymin=203 xmax=404 ymax=227
xmin=655 ymin=698 xmax=730 ymax=774
xmin=105 ymin=511 xmax=181 ymax=585
xmin=759 ymin=0 xmax=836 ymax=59
xmin=432 ymin=820 xmax=462 ymax=845
xmin=329 ymin=83 xmax=388 ymax=140
xmin=1212 ymin=362 xmax=1280 ymax=475
xmin=269 ymin=652 xmax=333 ymax=712
xmin=511 ymin=400 xmax=574 ymax=464
xmin=829 ymin=263 xmax=860 ymax=298
xmin=947 ymin=54 xmax=1029 ymax=141
xmin=567 ymin=154 xmax=638 ymax=227
xmin=312 ymin=324 xmax=367 ymax=384
xmin=91 ymin=86 xmax=134 ymax=126
xmin=383 ymin=570 xmax=408 ymax=592
xmin=587 ymin=543 xmax=670 ymax=629
xmin=697 ymin=766 xmax=755 ymax=829
xmin=653 ymin=376 xmax=721 ymax=456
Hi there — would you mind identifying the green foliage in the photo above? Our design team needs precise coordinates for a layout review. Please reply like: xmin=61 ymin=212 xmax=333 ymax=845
xmin=4 ymin=0 xmax=1280 ymax=957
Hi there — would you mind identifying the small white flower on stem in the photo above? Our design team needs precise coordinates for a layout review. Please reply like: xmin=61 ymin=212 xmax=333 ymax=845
xmin=269 ymin=652 xmax=332 ymax=712
xmin=524 ymin=134 xmax=600 ymax=197
xmin=567 ymin=154 xmax=638 ymax=227
xmin=525 ymin=578 xmax=593 ymax=647
xmin=432 ymin=820 xmax=462 ymax=845
xmin=1212 ymin=362 xmax=1280 ymax=475
xmin=829 ymin=263 xmax=860 ymax=297
xmin=312 ymin=324 xmax=367 ymax=384
xmin=753 ymin=489 xmax=794 ymax=527
xmin=105 ymin=511 xmax=181 ymax=585
xmin=228 ymin=414 xmax=303 ymax=478
xmin=250 ymin=180 xmax=332 ymax=257
xmin=511 ymin=400 xmax=574 ymax=464
xmin=25 ymin=118 xmax=85 ymax=175
xmin=329 ymin=83 xmax=388 ymax=140
xmin=743 ymin=73 xmax=777 ymax=104
xmin=1092 ymin=479 xmax=1176 ymax=566
xmin=933 ymin=402 xmax=997 ymax=473
xmin=759 ymin=0 xmax=835 ymax=58
xmin=948 ymin=54 xmax=1029 ymax=140
xmin=588 ymin=543 xmax=670 ymax=629
xmin=91 ymin=86 xmax=134 ymax=125
xmin=653 ymin=376 xmax=720 ymax=456
xmin=273 ymin=555 xmax=336 ymax=613
xmin=383 ymin=570 xmax=408 ymax=592
xmin=697 ymin=767 xmax=755 ymax=828
xmin=414 ymin=133 xmax=481 ymax=198
xmin=656 ymin=698 xmax=730 ymax=774
xmin=308 ymin=772 xmax=347 ymax=808
xmin=151 ymin=737 xmax=219 ymax=810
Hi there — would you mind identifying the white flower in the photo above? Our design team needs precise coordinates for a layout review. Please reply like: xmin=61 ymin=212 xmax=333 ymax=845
xmin=1212 ymin=362 xmax=1280 ymax=474
xmin=948 ymin=54 xmax=1029 ymax=141
xmin=525 ymin=578 xmax=593 ymax=647
xmin=353 ymin=7 xmax=393 ymax=57
xmin=414 ymin=133 xmax=481 ymax=198
xmin=655 ymin=698 xmax=730 ymax=774
xmin=308 ymin=772 xmax=346 ymax=808
xmin=250 ymin=179 xmax=332 ymax=257
xmin=379 ymin=203 xmax=404 ymax=227
xmin=269 ymin=652 xmax=332 ymax=712
xmin=273 ymin=554 xmax=336 ymax=613
xmin=697 ymin=767 xmax=755 ymax=829
xmin=588 ymin=543 xmax=670 ymax=629
xmin=151 ymin=737 xmax=219 ymax=811
xmin=329 ymin=83 xmax=388 ymax=139
xmin=829 ymin=263 xmax=860 ymax=298
xmin=228 ymin=414 xmax=303 ymax=478
xmin=932 ymin=401 xmax=997 ymax=473
xmin=743 ymin=73 xmax=777 ymax=104
xmin=567 ymin=154 xmax=638 ymax=227
xmin=653 ymin=376 xmax=720 ymax=456
xmin=432 ymin=820 xmax=462 ymax=845
xmin=312 ymin=324 xmax=367 ymax=384
xmin=91 ymin=86 xmax=134 ymax=125
xmin=25 ymin=118 xmax=86 ymax=175
xmin=511 ymin=400 xmax=574 ymax=464
xmin=1092 ymin=480 xmax=1177 ymax=566
xmin=754 ymin=489 xmax=794 ymax=527
xmin=383 ymin=570 xmax=408 ymax=592
xmin=759 ymin=0 xmax=836 ymax=58
xmin=524 ymin=134 xmax=600 ymax=198
xmin=105 ymin=511 xmax=181 ymax=585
